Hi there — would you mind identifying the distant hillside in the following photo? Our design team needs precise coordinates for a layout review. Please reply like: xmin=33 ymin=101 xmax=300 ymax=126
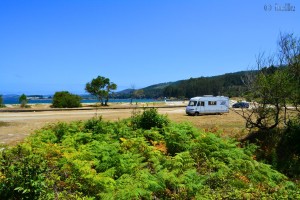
xmin=141 ymin=71 xmax=249 ymax=98
xmin=116 ymin=89 xmax=135 ymax=95
xmin=114 ymin=81 xmax=182 ymax=99
xmin=142 ymin=81 xmax=182 ymax=98
xmin=114 ymin=70 xmax=251 ymax=99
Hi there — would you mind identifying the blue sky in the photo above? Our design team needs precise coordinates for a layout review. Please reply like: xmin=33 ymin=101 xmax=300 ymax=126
xmin=0 ymin=0 xmax=299 ymax=95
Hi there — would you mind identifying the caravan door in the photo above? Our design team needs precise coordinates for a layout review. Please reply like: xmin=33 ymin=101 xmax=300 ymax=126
xmin=197 ymin=101 xmax=205 ymax=114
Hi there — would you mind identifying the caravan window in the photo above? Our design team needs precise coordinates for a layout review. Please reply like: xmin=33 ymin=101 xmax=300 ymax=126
xmin=197 ymin=101 xmax=204 ymax=106
xmin=188 ymin=101 xmax=197 ymax=106
xmin=208 ymin=101 xmax=217 ymax=105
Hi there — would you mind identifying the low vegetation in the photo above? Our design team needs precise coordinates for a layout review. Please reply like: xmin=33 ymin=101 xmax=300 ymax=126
xmin=249 ymin=116 xmax=300 ymax=179
xmin=19 ymin=94 xmax=29 ymax=108
xmin=0 ymin=121 xmax=9 ymax=127
xmin=1 ymin=109 xmax=299 ymax=199
xmin=0 ymin=95 xmax=5 ymax=108
xmin=52 ymin=91 xmax=82 ymax=108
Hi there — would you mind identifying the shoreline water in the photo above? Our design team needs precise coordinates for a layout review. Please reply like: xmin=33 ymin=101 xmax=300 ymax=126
xmin=2 ymin=98 xmax=163 ymax=105
xmin=1 ymin=100 xmax=187 ymax=110
xmin=1 ymin=103 xmax=187 ymax=113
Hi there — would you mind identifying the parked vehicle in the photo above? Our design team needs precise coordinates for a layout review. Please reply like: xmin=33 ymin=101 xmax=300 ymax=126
xmin=232 ymin=102 xmax=249 ymax=108
xmin=186 ymin=95 xmax=229 ymax=116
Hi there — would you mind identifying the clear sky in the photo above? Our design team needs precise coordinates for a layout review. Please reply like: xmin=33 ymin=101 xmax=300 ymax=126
xmin=0 ymin=0 xmax=299 ymax=95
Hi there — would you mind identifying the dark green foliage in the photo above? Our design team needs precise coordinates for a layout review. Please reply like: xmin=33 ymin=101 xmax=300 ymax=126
xmin=243 ymin=117 xmax=300 ymax=179
xmin=0 ymin=95 xmax=5 ymax=108
xmin=131 ymin=108 xmax=169 ymax=130
xmin=162 ymin=72 xmax=248 ymax=98
xmin=52 ymin=91 xmax=81 ymax=108
xmin=0 ymin=145 xmax=47 ymax=199
xmin=52 ymin=122 xmax=70 ymax=142
xmin=19 ymin=93 xmax=28 ymax=108
xmin=164 ymin=122 xmax=199 ymax=155
xmin=113 ymin=71 xmax=249 ymax=99
xmin=275 ymin=117 xmax=300 ymax=178
xmin=240 ymin=33 xmax=300 ymax=132
xmin=238 ymin=33 xmax=300 ymax=180
xmin=85 ymin=76 xmax=117 ymax=106
xmin=0 ymin=111 xmax=299 ymax=199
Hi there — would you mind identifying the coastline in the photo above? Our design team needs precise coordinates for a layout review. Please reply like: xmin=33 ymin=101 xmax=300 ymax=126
xmin=0 ymin=101 xmax=187 ymax=112
xmin=2 ymin=98 xmax=164 ymax=105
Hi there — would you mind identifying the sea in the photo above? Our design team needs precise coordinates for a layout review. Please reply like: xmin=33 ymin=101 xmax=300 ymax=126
xmin=2 ymin=96 xmax=161 ymax=105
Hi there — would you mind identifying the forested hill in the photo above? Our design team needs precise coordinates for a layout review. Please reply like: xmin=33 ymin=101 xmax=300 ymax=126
xmin=141 ymin=71 xmax=249 ymax=98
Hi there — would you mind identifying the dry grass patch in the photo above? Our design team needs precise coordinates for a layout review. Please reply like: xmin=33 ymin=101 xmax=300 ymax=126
xmin=0 ymin=107 xmax=249 ymax=145
xmin=0 ymin=121 xmax=10 ymax=127
xmin=166 ymin=111 xmax=248 ymax=139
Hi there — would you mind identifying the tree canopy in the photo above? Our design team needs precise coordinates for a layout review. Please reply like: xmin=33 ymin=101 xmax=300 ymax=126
xmin=240 ymin=33 xmax=300 ymax=132
xmin=235 ymin=33 xmax=300 ymax=180
xmin=85 ymin=76 xmax=117 ymax=106
xmin=52 ymin=91 xmax=82 ymax=108
xmin=0 ymin=95 xmax=4 ymax=108
xmin=19 ymin=94 xmax=28 ymax=108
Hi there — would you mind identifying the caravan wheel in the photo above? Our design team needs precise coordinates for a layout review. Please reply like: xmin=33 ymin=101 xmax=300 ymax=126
xmin=194 ymin=112 xmax=199 ymax=116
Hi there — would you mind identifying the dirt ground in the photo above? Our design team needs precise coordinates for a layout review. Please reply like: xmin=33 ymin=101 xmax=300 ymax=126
xmin=0 ymin=104 xmax=246 ymax=145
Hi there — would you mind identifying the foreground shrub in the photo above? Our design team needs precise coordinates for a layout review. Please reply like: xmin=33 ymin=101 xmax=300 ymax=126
xmin=52 ymin=91 xmax=82 ymax=108
xmin=243 ymin=115 xmax=300 ymax=179
xmin=131 ymin=108 xmax=169 ymax=130
xmin=276 ymin=117 xmax=300 ymax=178
xmin=0 ymin=111 xmax=299 ymax=199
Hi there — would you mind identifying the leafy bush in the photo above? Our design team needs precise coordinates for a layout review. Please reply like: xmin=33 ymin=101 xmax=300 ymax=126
xmin=276 ymin=117 xmax=300 ymax=177
xmin=19 ymin=94 xmax=29 ymax=108
xmin=131 ymin=108 xmax=169 ymax=130
xmin=243 ymin=115 xmax=300 ymax=179
xmin=0 ymin=111 xmax=299 ymax=199
xmin=0 ymin=144 xmax=47 ymax=199
xmin=52 ymin=91 xmax=82 ymax=108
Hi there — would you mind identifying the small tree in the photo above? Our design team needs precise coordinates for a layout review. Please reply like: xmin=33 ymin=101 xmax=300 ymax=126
xmin=241 ymin=68 xmax=291 ymax=131
xmin=19 ymin=94 xmax=28 ymax=108
xmin=0 ymin=95 xmax=5 ymax=108
xmin=85 ymin=76 xmax=117 ymax=106
xmin=52 ymin=91 xmax=81 ymax=108
xmin=105 ymin=82 xmax=117 ymax=106
xmin=239 ymin=33 xmax=300 ymax=140
xmin=278 ymin=33 xmax=300 ymax=112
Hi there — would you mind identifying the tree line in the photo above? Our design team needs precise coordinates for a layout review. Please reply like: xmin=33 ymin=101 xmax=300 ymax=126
xmin=162 ymin=72 xmax=248 ymax=98
xmin=121 ymin=71 xmax=250 ymax=99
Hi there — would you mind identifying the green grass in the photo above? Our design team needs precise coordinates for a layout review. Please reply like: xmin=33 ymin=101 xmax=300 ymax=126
xmin=0 ymin=121 xmax=9 ymax=127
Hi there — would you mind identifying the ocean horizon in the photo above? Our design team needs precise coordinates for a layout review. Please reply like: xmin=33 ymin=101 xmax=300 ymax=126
xmin=2 ymin=96 xmax=161 ymax=105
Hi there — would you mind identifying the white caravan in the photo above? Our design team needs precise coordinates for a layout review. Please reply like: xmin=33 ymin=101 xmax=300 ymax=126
xmin=186 ymin=96 xmax=229 ymax=116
